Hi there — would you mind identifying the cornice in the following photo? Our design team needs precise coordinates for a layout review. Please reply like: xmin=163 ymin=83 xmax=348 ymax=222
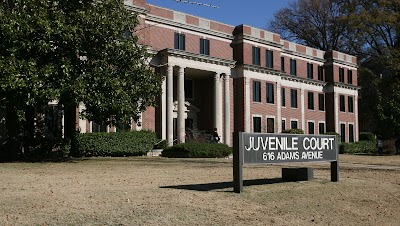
xmin=282 ymin=49 xmax=325 ymax=63
xmin=146 ymin=15 xmax=234 ymax=40
xmin=159 ymin=48 xmax=236 ymax=67
xmin=233 ymin=35 xmax=283 ymax=49
xmin=125 ymin=4 xmax=148 ymax=14
xmin=333 ymin=82 xmax=360 ymax=90
xmin=325 ymin=58 xmax=358 ymax=68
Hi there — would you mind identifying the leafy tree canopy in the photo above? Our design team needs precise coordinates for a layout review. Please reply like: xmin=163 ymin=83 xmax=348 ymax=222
xmin=0 ymin=0 xmax=163 ymax=126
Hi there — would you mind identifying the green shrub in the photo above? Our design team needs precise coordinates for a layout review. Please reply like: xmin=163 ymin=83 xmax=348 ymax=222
xmin=72 ymin=131 xmax=156 ymax=157
xmin=25 ymin=138 xmax=71 ymax=160
xmin=161 ymin=142 xmax=232 ymax=158
xmin=339 ymin=141 xmax=376 ymax=154
xmin=282 ymin=129 xmax=304 ymax=134
xmin=359 ymin=132 xmax=376 ymax=142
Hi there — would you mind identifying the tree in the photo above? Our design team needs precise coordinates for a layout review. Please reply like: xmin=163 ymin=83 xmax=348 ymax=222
xmin=268 ymin=0 xmax=354 ymax=53
xmin=268 ymin=0 xmax=400 ymax=139
xmin=0 ymin=0 xmax=163 ymax=160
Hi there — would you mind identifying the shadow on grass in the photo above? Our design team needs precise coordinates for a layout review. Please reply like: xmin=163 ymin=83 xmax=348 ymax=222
xmin=160 ymin=178 xmax=282 ymax=192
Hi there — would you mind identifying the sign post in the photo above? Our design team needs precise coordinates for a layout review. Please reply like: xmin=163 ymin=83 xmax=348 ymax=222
xmin=233 ymin=132 xmax=339 ymax=193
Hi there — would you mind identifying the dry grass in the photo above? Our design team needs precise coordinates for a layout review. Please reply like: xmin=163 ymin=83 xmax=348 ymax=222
xmin=0 ymin=155 xmax=399 ymax=226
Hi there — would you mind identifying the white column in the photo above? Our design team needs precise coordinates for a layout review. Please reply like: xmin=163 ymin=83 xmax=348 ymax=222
xmin=223 ymin=74 xmax=230 ymax=145
xmin=214 ymin=73 xmax=222 ymax=141
xmin=166 ymin=65 xmax=174 ymax=146
xmin=245 ymin=77 xmax=251 ymax=132
xmin=301 ymin=87 xmax=305 ymax=131
xmin=334 ymin=93 xmax=339 ymax=133
xmin=355 ymin=96 xmax=359 ymax=141
xmin=161 ymin=73 xmax=167 ymax=140
xmin=276 ymin=78 xmax=282 ymax=133
xmin=177 ymin=66 xmax=185 ymax=144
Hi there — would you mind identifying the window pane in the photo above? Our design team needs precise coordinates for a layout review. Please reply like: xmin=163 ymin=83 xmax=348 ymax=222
xmin=308 ymin=92 xmax=314 ymax=110
xmin=205 ymin=39 xmax=209 ymax=55
xmin=267 ymin=118 xmax=274 ymax=133
xmin=174 ymin=33 xmax=179 ymax=49
xmin=290 ymin=59 xmax=297 ymax=76
xmin=308 ymin=122 xmax=314 ymax=134
xmin=340 ymin=124 xmax=346 ymax=142
xmin=282 ymin=120 xmax=286 ymax=131
xmin=307 ymin=63 xmax=313 ymax=79
xmin=266 ymin=50 xmax=273 ymax=68
xmin=252 ymin=47 xmax=260 ymax=65
xmin=319 ymin=123 xmax=325 ymax=134
xmin=348 ymin=70 xmax=353 ymax=84
xmin=200 ymin=39 xmax=204 ymax=54
xmin=340 ymin=95 xmax=345 ymax=112
xmin=318 ymin=65 xmax=324 ymax=81
xmin=291 ymin=121 xmax=298 ymax=129
xmin=253 ymin=117 xmax=261 ymax=133
xmin=339 ymin=68 xmax=344 ymax=82
xmin=253 ymin=81 xmax=261 ymax=102
xmin=319 ymin=94 xmax=325 ymax=111
xmin=266 ymin=83 xmax=274 ymax=104
xmin=291 ymin=89 xmax=298 ymax=108
xmin=180 ymin=34 xmax=185 ymax=50
xmin=281 ymin=88 xmax=286 ymax=107
xmin=281 ymin=57 xmax=285 ymax=72
xmin=348 ymin=96 xmax=354 ymax=113
xmin=349 ymin=124 xmax=354 ymax=142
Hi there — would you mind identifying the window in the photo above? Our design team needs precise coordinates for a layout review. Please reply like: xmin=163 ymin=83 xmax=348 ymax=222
xmin=318 ymin=94 xmax=325 ymax=111
xmin=318 ymin=65 xmax=324 ymax=81
xmin=291 ymin=121 xmax=298 ymax=129
xmin=281 ymin=57 xmax=285 ymax=72
xmin=308 ymin=92 xmax=314 ymax=110
xmin=266 ymin=83 xmax=274 ymax=104
xmin=291 ymin=89 xmax=298 ymax=108
xmin=253 ymin=117 xmax=262 ymax=133
xmin=282 ymin=120 xmax=286 ymax=131
xmin=349 ymin=124 xmax=354 ymax=143
xmin=184 ymin=79 xmax=193 ymax=99
xmin=267 ymin=118 xmax=275 ymax=133
xmin=281 ymin=88 xmax=286 ymax=107
xmin=307 ymin=63 xmax=314 ymax=79
xmin=308 ymin=122 xmax=315 ymax=134
xmin=253 ymin=81 xmax=261 ymax=102
xmin=252 ymin=46 xmax=260 ymax=66
xmin=340 ymin=123 xmax=346 ymax=142
xmin=348 ymin=96 xmax=354 ymax=113
xmin=339 ymin=68 xmax=345 ymax=82
xmin=340 ymin=95 xmax=345 ymax=112
xmin=318 ymin=122 xmax=325 ymax=134
xmin=266 ymin=50 xmax=273 ymax=68
xmin=348 ymin=70 xmax=353 ymax=84
xmin=174 ymin=33 xmax=185 ymax=50
xmin=200 ymin=38 xmax=209 ymax=55
xmin=290 ymin=59 xmax=297 ymax=76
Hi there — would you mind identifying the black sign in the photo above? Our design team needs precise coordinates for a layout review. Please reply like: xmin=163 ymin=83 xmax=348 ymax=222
xmin=241 ymin=133 xmax=338 ymax=164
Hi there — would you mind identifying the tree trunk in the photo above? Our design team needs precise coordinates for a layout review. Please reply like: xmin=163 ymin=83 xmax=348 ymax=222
xmin=64 ymin=104 xmax=77 ymax=140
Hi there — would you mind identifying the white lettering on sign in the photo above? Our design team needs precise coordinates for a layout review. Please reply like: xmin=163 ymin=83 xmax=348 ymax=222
xmin=302 ymin=137 xmax=335 ymax=151
xmin=301 ymin=151 xmax=323 ymax=160
xmin=244 ymin=137 xmax=299 ymax=151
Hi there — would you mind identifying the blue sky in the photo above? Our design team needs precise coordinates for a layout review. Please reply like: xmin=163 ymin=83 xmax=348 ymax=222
xmin=146 ymin=0 xmax=292 ymax=30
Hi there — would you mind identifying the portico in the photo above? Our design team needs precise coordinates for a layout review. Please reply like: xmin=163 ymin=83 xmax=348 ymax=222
xmin=158 ymin=49 xmax=235 ymax=146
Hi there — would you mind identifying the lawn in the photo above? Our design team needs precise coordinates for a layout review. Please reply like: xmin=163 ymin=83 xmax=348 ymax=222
xmin=0 ymin=155 xmax=399 ymax=225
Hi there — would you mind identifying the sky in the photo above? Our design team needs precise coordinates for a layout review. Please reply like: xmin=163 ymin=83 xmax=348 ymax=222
xmin=146 ymin=0 xmax=292 ymax=30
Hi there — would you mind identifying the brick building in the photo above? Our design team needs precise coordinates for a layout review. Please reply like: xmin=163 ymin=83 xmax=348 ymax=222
xmin=77 ymin=0 xmax=359 ymax=146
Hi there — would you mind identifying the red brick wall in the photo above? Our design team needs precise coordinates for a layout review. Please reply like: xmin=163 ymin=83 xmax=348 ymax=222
xmin=234 ymin=78 xmax=245 ymax=132
xmin=281 ymin=87 xmax=302 ymax=130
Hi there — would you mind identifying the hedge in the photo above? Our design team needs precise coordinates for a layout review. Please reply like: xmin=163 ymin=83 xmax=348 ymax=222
xmin=72 ymin=131 xmax=156 ymax=157
xmin=359 ymin=132 xmax=376 ymax=142
xmin=339 ymin=141 xmax=376 ymax=154
xmin=161 ymin=142 xmax=232 ymax=158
